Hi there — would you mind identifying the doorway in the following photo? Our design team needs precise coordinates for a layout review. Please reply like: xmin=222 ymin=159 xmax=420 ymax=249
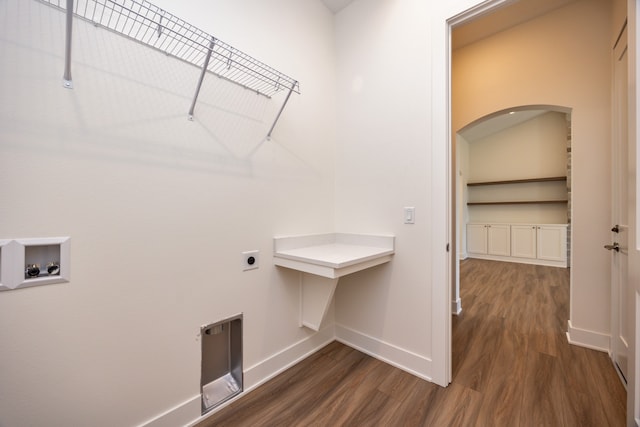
xmin=454 ymin=108 xmax=572 ymax=310
xmin=446 ymin=0 xmax=615 ymax=385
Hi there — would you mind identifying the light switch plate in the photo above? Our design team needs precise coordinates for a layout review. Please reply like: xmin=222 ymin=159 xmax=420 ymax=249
xmin=404 ymin=207 xmax=415 ymax=224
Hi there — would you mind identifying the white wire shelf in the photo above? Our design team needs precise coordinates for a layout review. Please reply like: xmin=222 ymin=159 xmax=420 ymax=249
xmin=39 ymin=0 xmax=300 ymax=98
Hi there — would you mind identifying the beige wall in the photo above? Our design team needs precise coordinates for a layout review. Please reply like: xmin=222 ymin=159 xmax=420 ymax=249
xmin=453 ymin=0 xmax=612 ymax=339
xmin=464 ymin=112 xmax=569 ymax=224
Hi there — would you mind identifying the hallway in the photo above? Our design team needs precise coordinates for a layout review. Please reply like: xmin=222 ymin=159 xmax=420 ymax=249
xmin=454 ymin=258 xmax=625 ymax=425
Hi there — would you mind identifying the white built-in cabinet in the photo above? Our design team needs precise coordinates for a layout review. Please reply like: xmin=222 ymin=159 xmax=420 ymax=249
xmin=467 ymin=224 xmax=510 ymax=256
xmin=536 ymin=225 xmax=568 ymax=263
xmin=467 ymin=223 xmax=567 ymax=267
xmin=510 ymin=225 xmax=538 ymax=258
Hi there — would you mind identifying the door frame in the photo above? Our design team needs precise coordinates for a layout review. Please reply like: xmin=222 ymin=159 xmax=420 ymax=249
xmin=431 ymin=0 xmax=514 ymax=387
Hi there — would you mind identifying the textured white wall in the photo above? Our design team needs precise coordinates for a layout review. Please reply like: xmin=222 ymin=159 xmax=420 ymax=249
xmin=0 ymin=0 xmax=336 ymax=426
xmin=452 ymin=0 xmax=612 ymax=338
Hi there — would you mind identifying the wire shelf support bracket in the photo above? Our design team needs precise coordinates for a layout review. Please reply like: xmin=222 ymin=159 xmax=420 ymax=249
xmin=63 ymin=0 xmax=74 ymax=88
xmin=38 ymin=0 xmax=301 ymax=136
xmin=267 ymin=80 xmax=298 ymax=140
xmin=188 ymin=36 xmax=215 ymax=121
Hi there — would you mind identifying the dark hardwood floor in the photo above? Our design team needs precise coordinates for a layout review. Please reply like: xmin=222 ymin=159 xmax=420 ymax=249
xmin=197 ymin=259 xmax=626 ymax=426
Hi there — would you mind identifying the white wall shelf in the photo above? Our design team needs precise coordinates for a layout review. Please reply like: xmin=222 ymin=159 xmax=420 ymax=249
xmin=0 ymin=237 xmax=70 ymax=291
xmin=274 ymin=233 xmax=394 ymax=331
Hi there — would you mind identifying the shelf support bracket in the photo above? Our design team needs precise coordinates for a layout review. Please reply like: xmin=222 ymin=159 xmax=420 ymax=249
xmin=188 ymin=37 xmax=215 ymax=121
xmin=266 ymin=80 xmax=298 ymax=140
xmin=62 ymin=0 xmax=74 ymax=89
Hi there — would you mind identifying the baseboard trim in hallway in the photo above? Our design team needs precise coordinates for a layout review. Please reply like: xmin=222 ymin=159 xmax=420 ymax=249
xmin=566 ymin=319 xmax=610 ymax=353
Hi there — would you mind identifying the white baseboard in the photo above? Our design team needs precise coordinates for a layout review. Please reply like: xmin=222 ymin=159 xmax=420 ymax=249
xmin=335 ymin=323 xmax=432 ymax=382
xmin=566 ymin=320 xmax=610 ymax=353
xmin=136 ymin=395 xmax=201 ymax=427
xmin=140 ymin=326 xmax=335 ymax=427
xmin=466 ymin=253 xmax=567 ymax=268
xmin=452 ymin=298 xmax=462 ymax=315
xmin=242 ymin=326 xmax=335 ymax=389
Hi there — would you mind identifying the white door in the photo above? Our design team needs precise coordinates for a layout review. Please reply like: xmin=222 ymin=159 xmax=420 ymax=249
xmin=610 ymin=21 xmax=630 ymax=384
xmin=536 ymin=225 xmax=567 ymax=263
xmin=487 ymin=224 xmax=510 ymax=256
xmin=511 ymin=225 xmax=537 ymax=258
xmin=466 ymin=224 xmax=487 ymax=254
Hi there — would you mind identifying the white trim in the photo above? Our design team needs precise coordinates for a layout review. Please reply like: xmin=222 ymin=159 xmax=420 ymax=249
xmin=335 ymin=323 xmax=432 ymax=381
xmin=452 ymin=298 xmax=462 ymax=315
xmin=139 ymin=326 xmax=335 ymax=427
xmin=466 ymin=253 xmax=567 ymax=268
xmin=136 ymin=395 xmax=201 ymax=427
xmin=447 ymin=0 xmax=516 ymax=28
xmin=566 ymin=320 xmax=610 ymax=353
xmin=438 ymin=0 xmax=518 ymax=388
xmin=242 ymin=326 xmax=335 ymax=387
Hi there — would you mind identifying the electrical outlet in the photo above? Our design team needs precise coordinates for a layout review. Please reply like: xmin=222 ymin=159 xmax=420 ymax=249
xmin=241 ymin=250 xmax=259 ymax=271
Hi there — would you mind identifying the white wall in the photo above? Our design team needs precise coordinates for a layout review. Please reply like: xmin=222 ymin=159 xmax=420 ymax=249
xmin=0 ymin=0 xmax=336 ymax=426
xmin=332 ymin=0 xmax=436 ymax=379
xmin=467 ymin=112 xmax=567 ymax=182
xmin=457 ymin=135 xmax=470 ymax=259
xmin=452 ymin=0 xmax=612 ymax=346
xmin=465 ymin=112 xmax=569 ymax=224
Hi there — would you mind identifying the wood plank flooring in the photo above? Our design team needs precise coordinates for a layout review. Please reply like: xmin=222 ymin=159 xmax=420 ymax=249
xmin=197 ymin=259 xmax=626 ymax=426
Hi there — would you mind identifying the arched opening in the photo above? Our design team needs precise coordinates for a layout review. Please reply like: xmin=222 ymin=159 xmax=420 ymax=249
xmin=453 ymin=106 xmax=572 ymax=314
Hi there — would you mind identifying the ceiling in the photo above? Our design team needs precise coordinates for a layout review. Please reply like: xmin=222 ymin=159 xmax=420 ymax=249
xmin=453 ymin=0 xmax=578 ymax=49
xmin=459 ymin=110 xmax=549 ymax=141
xmin=322 ymin=0 xmax=577 ymax=24
xmin=321 ymin=0 xmax=355 ymax=14
xmin=320 ymin=0 xmax=578 ymax=47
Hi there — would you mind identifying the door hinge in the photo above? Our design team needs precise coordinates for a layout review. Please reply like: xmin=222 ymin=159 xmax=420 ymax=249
xmin=446 ymin=243 xmax=450 ymax=252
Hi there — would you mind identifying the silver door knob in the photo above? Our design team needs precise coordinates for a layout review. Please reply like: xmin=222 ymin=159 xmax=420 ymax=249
xmin=604 ymin=243 xmax=620 ymax=252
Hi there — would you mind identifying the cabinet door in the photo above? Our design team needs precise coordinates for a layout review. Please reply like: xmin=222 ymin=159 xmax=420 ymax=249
xmin=487 ymin=224 xmax=510 ymax=256
xmin=537 ymin=225 xmax=567 ymax=262
xmin=467 ymin=224 xmax=487 ymax=255
xmin=511 ymin=225 xmax=537 ymax=259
